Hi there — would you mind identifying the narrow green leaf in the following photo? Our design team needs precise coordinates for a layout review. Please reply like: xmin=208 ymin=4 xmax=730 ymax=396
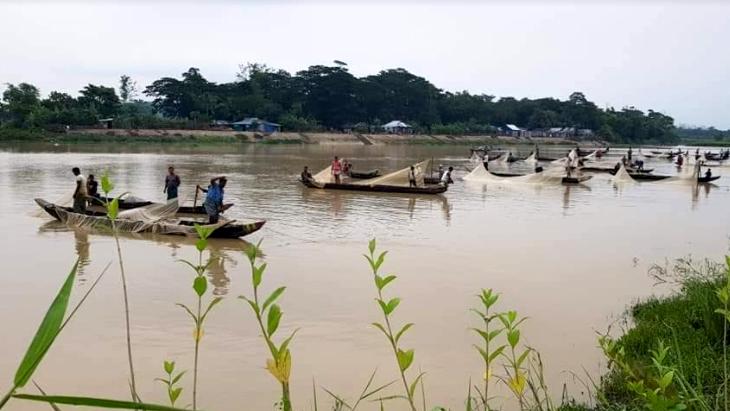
xmin=262 ymin=287 xmax=286 ymax=313
xmin=516 ymin=349 xmax=531 ymax=367
xmin=267 ymin=304 xmax=282 ymax=336
xmin=473 ymin=345 xmax=488 ymax=362
xmin=278 ymin=328 xmax=299 ymax=355
xmin=374 ymin=251 xmax=388 ymax=272
xmin=488 ymin=345 xmax=506 ymax=363
xmin=371 ymin=322 xmax=390 ymax=339
xmin=176 ymin=303 xmax=197 ymax=323
xmin=252 ymin=263 xmax=267 ymax=288
xmin=368 ymin=239 xmax=376 ymax=255
xmin=395 ymin=323 xmax=414 ymax=343
xmin=195 ymin=238 xmax=207 ymax=253
xmin=14 ymin=261 xmax=78 ymax=387
xmin=171 ymin=371 xmax=186 ymax=385
xmin=163 ymin=361 xmax=174 ymax=375
xmin=238 ymin=296 xmax=259 ymax=316
xmin=177 ymin=259 xmax=200 ymax=274
xmin=377 ymin=275 xmax=396 ymax=291
xmin=659 ymin=370 xmax=674 ymax=389
xmin=507 ymin=329 xmax=520 ymax=349
xmin=408 ymin=372 xmax=425 ymax=399
xmin=471 ymin=328 xmax=489 ymax=342
xmin=192 ymin=276 xmax=207 ymax=297
xmin=385 ymin=298 xmax=400 ymax=315
xmin=101 ymin=172 xmax=113 ymax=194
xmin=193 ymin=224 xmax=214 ymax=241
xmin=170 ymin=387 xmax=182 ymax=404
xmin=107 ymin=197 xmax=119 ymax=220
xmin=487 ymin=329 xmax=503 ymax=342
xmin=201 ymin=297 xmax=223 ymax=321
xmin=397 ymin=349 xmax=414 ymax=372
xmin=12 ymin=394 xmax=191 ymax=411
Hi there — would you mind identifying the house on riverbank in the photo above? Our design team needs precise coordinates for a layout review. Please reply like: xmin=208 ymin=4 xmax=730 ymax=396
xmin=231 ymin=118 xmax=281 ymax=133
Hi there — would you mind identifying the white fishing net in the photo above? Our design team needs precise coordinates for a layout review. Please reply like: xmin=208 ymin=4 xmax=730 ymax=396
xmin=352 ymin=159 xmax=431 ymax=187
xmin=117 ymin=199 xmax=179 ymax=221
xmin=463 ymin=163 xmax=570 ymax=185
xmin=523 ymin=152 xmax=537 ymax=164
xmin=610 ymin=164 xmax=635 ymax=184
xmin=31 ymin=192 xmax=73 ymax=218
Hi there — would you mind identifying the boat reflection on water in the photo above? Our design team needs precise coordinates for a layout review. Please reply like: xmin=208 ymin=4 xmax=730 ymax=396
xmin=691 ymin=182 xmax=717 ymax=210
xmin=38 ymin=221 xmax=253 ymax=295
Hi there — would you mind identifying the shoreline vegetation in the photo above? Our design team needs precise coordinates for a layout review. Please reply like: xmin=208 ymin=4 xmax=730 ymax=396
xmin=2 ymin=63 xmax=709 ymax=146
xmin=3 ymin=174 xmax=729 ymax=410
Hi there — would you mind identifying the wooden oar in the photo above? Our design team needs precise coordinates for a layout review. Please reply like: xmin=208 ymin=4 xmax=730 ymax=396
xmin=193 ymin=185 xmax=199 ymax=209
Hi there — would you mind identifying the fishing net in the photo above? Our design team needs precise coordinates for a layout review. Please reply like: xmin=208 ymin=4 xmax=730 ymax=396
xmin=463 ymin=163 xmax=569 ymax=185
xmin=523 ymin=152 xmax=537 ymax=164
xmin=352 ymin=159 xmax=431 ymax=187
xmin=117 ymin=199 xmax=179 ymax=221
xmin=610 ymin=164 xmax=635 ymax=184
xmin=31 ymin=192 xmax=73 ymax=218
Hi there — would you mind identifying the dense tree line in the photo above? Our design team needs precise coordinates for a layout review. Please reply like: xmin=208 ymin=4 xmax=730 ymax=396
xmin=0 ymin=63 xmax=680 ymax=143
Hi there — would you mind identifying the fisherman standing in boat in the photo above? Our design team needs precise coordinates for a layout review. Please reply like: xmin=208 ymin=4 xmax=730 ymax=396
xmin=197 ymin=176 xmax=227 ymax=224
xmin=331 ymin=156 xmax=343 ymax=184
xmin=87 ymin=174 xmax=99 ymax=200
xmin=440 ymin=166 xmax=454 ymax=186
xmin=72 ymin=167 xmax=88 ymax=213
xmin=408 ymin=165 xmax=417 ymax=187
xmin=164 ymin=166 xmax=181 ymax=200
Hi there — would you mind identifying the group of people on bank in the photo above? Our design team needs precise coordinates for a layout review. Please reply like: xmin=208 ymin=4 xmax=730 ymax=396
xmin=70 ymin=166 xmax=228 ymax=224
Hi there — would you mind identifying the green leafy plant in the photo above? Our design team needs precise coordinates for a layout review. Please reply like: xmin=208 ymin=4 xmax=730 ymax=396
xmin=240 ymin=240 xmax=297 ymax=411
xmin=176 ymin=224 xmax=222 ymax=410
xmin=470 ymin=289 xmax=504 ymax=410
xmin=365 ymin=239 xmax=422 ymax=411
xmin=156 ymin=361 xmax=185 ymax=407
xmin=498 ymin=310 xmax=530 ymax=409
xmin=715 ymin=256 xmax=730 ymax=411
xmin=100 ymin=172 xmax=137 ymax=401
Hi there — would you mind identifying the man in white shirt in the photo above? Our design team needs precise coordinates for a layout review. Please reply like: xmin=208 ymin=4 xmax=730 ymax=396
xmin=440 ymin=166 xmax=454 ymax=186
xmin=72 ymin=167 xmax=88 ymax=213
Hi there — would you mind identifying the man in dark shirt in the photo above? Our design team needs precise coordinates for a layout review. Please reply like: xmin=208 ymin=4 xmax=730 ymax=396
xmin=164 ymin=166 xmax=181 ymax=200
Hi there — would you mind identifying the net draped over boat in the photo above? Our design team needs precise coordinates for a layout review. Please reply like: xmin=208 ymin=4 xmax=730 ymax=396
xmin=54 ymin=200 xmax=230 ymax=235
xmin=610 ymin=163 xmax=635 ymax=184
xmin=351 ymin=159 xmax=431 ymax=187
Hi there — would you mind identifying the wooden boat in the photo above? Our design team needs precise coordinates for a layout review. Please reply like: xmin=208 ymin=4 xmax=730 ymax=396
xmin=300 ymin=178 xmax=447 ymax=194
xmin=608 ymin=170 xmax=672 ymax=181
xmin=35 ymin=199 xmax=264 ymax=239
xmin=488 ymin=171 xmax=593 ymax=184
xmin=349 ymin=170 xmax=380 ymax=179
xmin=90 ymin=196 xmax=152 ymax=209
xmin=583 ymin=166 xmax=653 ymax=174
xmin=698 ymin=176 xmax=721 ymax=183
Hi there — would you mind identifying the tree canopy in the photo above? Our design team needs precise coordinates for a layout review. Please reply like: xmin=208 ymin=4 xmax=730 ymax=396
xmin=0 ymin=64 xmax=683 ymax=143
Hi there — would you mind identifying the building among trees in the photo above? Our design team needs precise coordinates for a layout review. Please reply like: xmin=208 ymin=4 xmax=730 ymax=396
xmin=382 ymin=120 xmax=412 ymax=134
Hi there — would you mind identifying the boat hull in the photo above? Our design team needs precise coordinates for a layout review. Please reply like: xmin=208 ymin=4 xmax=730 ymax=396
xmin=300 ymin=179 xmax=447 ymax=194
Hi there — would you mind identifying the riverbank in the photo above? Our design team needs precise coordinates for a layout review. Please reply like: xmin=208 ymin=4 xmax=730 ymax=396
xmin=0 ymin=127 xmax=599 ymax=146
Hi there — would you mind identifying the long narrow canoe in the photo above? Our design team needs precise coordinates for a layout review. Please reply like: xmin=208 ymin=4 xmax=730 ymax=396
xmin=35 ymin=199 xmax=263 ymax=239
xmin=300 ymin=178 xmax=447 ymax=194
xmin=698 ymin=176 xmax=721 ymax=183
xmin=583 ymin=166 xmax=654 ymax=174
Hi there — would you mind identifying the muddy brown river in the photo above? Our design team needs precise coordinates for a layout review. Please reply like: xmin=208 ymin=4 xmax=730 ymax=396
xmin=0 ymin=143 xmax=728 ymax=410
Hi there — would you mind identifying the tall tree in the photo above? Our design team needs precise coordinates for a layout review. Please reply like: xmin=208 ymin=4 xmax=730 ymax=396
xmin=78 ymin=84 xmax=120 ymax=118
xmin=119 ymin=75 xmax=138 ymax=103
xmin=2 ymin=83 xmax=41 ymax=126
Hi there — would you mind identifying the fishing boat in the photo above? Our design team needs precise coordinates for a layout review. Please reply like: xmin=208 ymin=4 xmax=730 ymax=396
xmin=35 ymin=199 xmax=264 ymax=239
xmin=608 ymin=170 xmax=672 ymax=181
xmin=583 ymin=166 xmax=654 ymax=174
xmin=90 ymin=196 xmax=152 ymax=209
xmin=349 ymin=170 xmax=380 ymax=179
xmin=300 ymin=178 xmax=447 ymax=194
xmin=698 ymin=176 xmax=721 ymax=183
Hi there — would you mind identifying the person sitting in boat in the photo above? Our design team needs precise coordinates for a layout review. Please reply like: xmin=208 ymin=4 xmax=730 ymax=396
xmin=196 ymin=177 xmax=227 ymax=224
xmin=331 ymin=156 xmax=343 ymax=184
xmin=342 ymin=160 xmax=351 ymax=177
xmin=300 ymin=166 xmax=313 ymax=183
xmin=87 ymin=174 xmax=99 ymax=200
xmin=613 ymin=162 xmax=622 ymax=173
xmin=705 ymin=168 xmax=713 ymax=179
xmin=72 ymin=167 xmax=88 ymax=213
xmin=534 ymin=164 xmax=543 ymax=173
xmin=164 ymin=166 xmax=181 ymax=200
xmin=627 ymin=147 xmax=633 ymax=161
xmin=634 ymin=159 xmax=644 ymax=171
xmin=408 ymin=165 xmax=417 ymax=187
xmin=440 ymin=166 xmax=454 ymax=186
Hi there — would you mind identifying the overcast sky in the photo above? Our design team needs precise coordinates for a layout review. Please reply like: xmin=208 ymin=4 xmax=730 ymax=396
xmin=1 ymin=1 xmax=729 ymax=128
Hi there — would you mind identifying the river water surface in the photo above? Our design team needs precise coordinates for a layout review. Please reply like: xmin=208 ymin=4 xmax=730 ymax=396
xmin=0 ymin=143 xmax=729 ymax=410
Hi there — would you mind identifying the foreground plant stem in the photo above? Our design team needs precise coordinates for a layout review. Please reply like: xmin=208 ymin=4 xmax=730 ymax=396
xmin=192 ymin=250 xmax=203 ymax=410
xmin=110 ymin=219 xmax=138 ymax=402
